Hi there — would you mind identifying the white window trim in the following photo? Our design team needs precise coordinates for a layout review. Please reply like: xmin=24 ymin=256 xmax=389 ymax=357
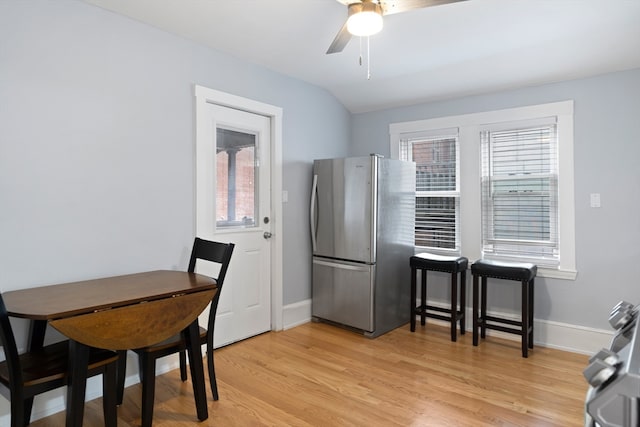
xmin=390 ymin=100 xmax=576 ymax=280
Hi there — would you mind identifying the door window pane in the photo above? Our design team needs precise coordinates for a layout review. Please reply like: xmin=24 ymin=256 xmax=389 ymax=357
xmin=216 ymin=128 xmax=257 ymax=228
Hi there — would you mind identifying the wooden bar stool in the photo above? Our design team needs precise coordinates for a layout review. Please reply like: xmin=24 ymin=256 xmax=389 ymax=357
xmin=471 ymin=259 xmax=537 ymax=358
xmin=410 ymin=253 xmax=468 ymax=342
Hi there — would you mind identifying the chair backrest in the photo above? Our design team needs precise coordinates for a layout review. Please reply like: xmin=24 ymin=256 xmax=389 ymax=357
xmin=187 ymin=238 xmax=235 ymax=332
xmin=187 ymin=238 xmax=235 ymax=286
xmin=0 ymin=293 xmax=24 ymax=392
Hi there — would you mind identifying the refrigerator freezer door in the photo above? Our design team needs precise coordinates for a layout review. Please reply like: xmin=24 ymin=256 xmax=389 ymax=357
xmin=312 ymin=156 xmax=375 ymax=263
xmin=312 ymin=258 xmax=375 ymax=332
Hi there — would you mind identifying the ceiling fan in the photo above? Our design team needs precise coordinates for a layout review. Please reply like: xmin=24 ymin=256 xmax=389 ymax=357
xmin=327 ymin=0 xmax=467 ymax=54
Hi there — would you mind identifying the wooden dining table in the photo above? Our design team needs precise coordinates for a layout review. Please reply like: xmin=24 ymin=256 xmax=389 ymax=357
xmin=2 ymin=270 xmax=217 ymax=427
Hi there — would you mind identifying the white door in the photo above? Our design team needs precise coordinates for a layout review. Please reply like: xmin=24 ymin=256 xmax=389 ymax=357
xmin=196 ymin=102 xmax=272 ymax=347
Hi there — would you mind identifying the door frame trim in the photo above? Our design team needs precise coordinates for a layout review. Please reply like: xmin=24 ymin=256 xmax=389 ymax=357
xmin=194 ymin=84 xmax=283 ymax=332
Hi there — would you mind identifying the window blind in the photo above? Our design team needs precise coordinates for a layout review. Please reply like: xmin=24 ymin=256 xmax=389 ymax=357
xmin=480 ymin=123 xmax=559 ymax=265
xmin=400 ymin=131 xmax=459 ymax=251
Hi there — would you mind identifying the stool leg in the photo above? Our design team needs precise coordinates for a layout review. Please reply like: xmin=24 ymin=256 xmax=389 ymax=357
xmin=480 ymin=276 xmax=487 ymax=339
xmin=529 ymin=278 xmax=535 ymax=349
xmin=521 ymin=280 xmax=529 ymax=358
xmin=410 ymin=266 xmax=416 ymax=332
xmin=420 ymin=269 xmax=427 ymax=326
xmin=450 ymin=271 xmax=457 ymax=342
xmin=460 ymin=270 xmax=466 ymax=336
xmin=472 ymin=274 xmax=479 ymax=346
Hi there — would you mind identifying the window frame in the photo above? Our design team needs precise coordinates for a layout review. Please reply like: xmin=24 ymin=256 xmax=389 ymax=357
xmin=399 ymin=129 xmax=461 ymax=254
xmin=390 ymin=100 xmax=576 ymax=280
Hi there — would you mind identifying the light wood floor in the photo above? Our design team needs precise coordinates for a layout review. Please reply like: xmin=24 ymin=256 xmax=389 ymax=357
xmin=30 ymin=322 xmax=589 ymax=426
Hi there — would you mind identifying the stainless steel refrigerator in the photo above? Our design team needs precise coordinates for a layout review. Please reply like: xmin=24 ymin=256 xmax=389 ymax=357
xmin=310 ymin=154 xmax=415 ymax=337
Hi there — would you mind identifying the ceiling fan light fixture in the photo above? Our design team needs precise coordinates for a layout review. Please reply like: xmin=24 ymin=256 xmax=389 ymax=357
xmin=347 ymin=2 xmax=383 ymax=37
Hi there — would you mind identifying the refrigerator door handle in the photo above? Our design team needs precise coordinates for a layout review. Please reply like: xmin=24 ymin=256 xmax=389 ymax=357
xmin=310 ymin=173 xmax=318 ymax=252
xmin=313 ymin=259 xmax=371 ymax=272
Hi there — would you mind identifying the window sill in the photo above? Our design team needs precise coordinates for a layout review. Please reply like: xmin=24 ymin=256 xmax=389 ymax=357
xmin=537 ymin=267 xmax=577 ymax=280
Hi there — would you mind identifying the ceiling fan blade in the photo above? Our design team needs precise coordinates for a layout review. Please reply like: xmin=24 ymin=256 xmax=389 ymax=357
xmin=326 ymin=21 xmax=352 ymax=54
xmin=380 ymin=0 xmax=467 ymax=16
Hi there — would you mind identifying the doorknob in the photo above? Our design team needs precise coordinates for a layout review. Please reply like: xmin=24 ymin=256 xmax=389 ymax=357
xmin=263 ymin=231 xmax=272 ymax=239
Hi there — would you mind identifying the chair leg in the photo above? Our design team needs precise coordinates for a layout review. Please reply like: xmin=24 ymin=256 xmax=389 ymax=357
xmin=420 ymin=269 xmax=427 ymax=326
xmin=11 ymin=397 xmax=25 ymax=427
xmin=140 ymin=353 xmax=156 ymax=427
xmin=460 ymin=270 xmax=466 ymax=335
xmin=472 ymin=274 xmax=479 ymax=346
xmin=186 ymin=323 xmax=208 ymax=421
xmin=480 ymin=277 xmax=488 ymax=339
xmin=450 ymin=271 xmax=458 ymax=342
xmin=521 ymin=280 xmax=529 ymax=358
xmin=410 ymin=266 xmax=416 ymax=332
xmin=179 ymin=350 xmax=188 ymax=381
xmin=103 ymin=362 xmax=117 ymax=427
xmin=116 ymin=350 xmax=127 ymax=405
xmin=207 ymin=341 xmax=219 ymax=401
xmin=67 ymin=340 xmax=90 ymax=427
xmin=22 ymin=397 xmax=33 ymax=426
xmin=529 ymin=278 xmax=535 ymax=349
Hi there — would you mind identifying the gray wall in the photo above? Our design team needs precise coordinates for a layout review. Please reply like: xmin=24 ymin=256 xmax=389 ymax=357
xmin=350 ymin=68 xmax=640 ymax=330
xmin=0 ymin=0 xmax=350 ymax=318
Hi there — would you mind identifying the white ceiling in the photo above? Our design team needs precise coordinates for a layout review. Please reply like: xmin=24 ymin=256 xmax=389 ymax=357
xmin=83 ymin=0 xmax=640 ymax=113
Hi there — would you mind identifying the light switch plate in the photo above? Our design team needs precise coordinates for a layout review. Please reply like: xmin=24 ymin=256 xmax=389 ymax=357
xmin=590 ymin=193 xmax=601 ymax=208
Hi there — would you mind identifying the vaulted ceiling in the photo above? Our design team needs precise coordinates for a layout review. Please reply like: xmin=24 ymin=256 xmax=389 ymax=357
xmin=83 ymin=0 xmax=640 ymax=113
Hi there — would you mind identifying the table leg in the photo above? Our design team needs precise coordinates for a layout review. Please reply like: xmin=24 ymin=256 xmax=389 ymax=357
xmin=27 ymin=319 xmax=47 ymax=351
xmin=24 ymin=320 xmax=48 ymax=421
xmin=185 ymin=320 xmax=208 ymax=421
xmin=116 ymin=350 xmax=127 ymax=405
xmin=66 ymin=339 xmax=89 ymax=427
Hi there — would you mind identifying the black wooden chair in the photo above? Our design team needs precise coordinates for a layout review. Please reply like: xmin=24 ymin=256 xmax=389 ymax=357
xmin=125 ymin=238 xmax=234 ymax=427
xmin=0 ymin=293 xmax=119 ymax=427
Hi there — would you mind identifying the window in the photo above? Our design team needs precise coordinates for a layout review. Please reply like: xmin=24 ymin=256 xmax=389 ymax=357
xmin=480 ymin=120 xmax=558 ymax=266
xmin=216 ymin=128 xmax=258 ymax=228
xmin=391 ymin=101 xmax=576 ymax=279
xmin=399 ymin=130 xmax=460 ymax=252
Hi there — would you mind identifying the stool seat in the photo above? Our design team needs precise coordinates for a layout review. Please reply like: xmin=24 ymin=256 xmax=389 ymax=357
xmin=471 ymin=259 xmax=536 ymax=282
xmin=411 ymin=253 xmax=468 ymax=273
xmin=410 ymin=253 xmax=468 ymax=342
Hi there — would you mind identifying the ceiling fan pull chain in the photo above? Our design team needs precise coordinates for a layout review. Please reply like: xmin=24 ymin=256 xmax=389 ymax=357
xmin=359 ymin=36 xmax=363 ymax=66
xmin=367 ymin=35 xmax=371 ymax=80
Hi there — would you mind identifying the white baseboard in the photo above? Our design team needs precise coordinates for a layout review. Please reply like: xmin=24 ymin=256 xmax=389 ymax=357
xmin=282 ymin=298 xmax=613 ymax=355
xmin=283 ymin=299 xmax=312 ymax=330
